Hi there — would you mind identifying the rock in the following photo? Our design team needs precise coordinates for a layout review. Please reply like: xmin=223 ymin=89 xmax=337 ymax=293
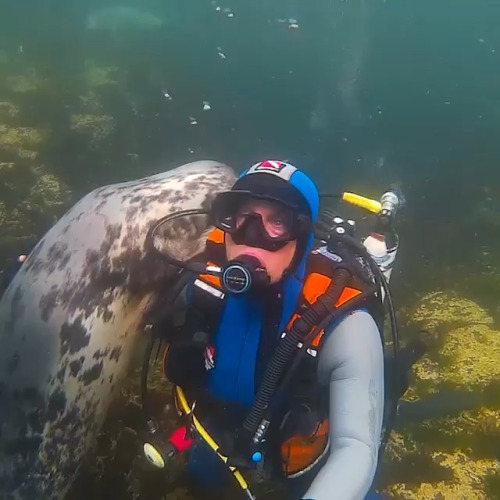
xmin=70 ymin=113 xmax=115 ymax=149
xmin=381 ymin=291 xmax=500 ymax=499
xmin=84 ymin=60 xmax=119 ymax=88
xmin=4 ymin=70 xmax=46 ymax=93
xmin=0 ymin=102 xmax=20 ymax=121
xmin=408 ymin=291 xmax=493 ymax=331
xmin=0 ymin=124 xmax=47 ymax=161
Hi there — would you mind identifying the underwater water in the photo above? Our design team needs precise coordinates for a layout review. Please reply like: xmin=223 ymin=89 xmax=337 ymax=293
xmin=0 ymin=0 xmax=499 ymax=498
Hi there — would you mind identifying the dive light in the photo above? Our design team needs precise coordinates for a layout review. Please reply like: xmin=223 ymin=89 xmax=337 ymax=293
xmin=143 ymin=426 xmax=194 ymax=469
xmin=342 ymin=192 xmax=382 ymax=213
xmin=341 ymin=187 xmax=405 ymax=218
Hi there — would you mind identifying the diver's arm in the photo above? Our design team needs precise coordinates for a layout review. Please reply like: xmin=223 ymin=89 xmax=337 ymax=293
xmin=303 ymin=310 xmax=385 ymax=500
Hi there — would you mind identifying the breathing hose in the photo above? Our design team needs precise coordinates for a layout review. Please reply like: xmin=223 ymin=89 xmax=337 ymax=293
xmin=175 ymin=386 xmax=256 ymax=500
xmin=273 ymin=285 xmax=378 ymax=412
xmin=145 ymin=209 xmax=209 ymax=274
xmin=141 ymin=269 xmax=194 ymax=429
xmin=242 ymin=267 xmax=352 ymax=439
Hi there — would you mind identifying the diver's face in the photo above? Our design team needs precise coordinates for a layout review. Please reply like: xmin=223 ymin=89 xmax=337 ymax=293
xmin=225 ymin=200 xmax=297 ymax=284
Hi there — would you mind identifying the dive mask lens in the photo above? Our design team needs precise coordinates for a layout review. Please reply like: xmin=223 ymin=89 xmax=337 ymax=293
xmin=211 ymin=192 xmax=304 ymax=243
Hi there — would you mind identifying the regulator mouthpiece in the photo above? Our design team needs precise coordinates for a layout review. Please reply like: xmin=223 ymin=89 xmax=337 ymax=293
xmin=222 ymin=255 xmax=270 ymax=294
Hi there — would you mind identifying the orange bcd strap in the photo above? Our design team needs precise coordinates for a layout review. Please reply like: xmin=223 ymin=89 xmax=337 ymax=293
xmin=199 ymin=260 xmax=222 ymax=288
xmin=302 ymin=272 xmax=362 ymax=306
xmin=286 ymin=273 xmax=363 ymax=348
xmin=207 ymin=228 xmax=225 ymax=244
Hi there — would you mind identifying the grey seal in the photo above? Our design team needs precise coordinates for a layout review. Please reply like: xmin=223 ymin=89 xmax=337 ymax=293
xmin=0 ymin=160 xmax=236 ymax=499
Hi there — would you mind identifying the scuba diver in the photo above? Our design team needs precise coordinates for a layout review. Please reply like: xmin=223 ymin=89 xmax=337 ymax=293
xmin=141 ymin=160 xmax=425 ymax=500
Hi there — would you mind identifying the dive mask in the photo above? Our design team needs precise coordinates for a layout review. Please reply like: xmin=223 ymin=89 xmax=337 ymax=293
xmin=210 ymin=191 xmax=311 ymax=252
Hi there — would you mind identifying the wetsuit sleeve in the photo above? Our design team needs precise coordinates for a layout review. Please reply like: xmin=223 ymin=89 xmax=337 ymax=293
xmin=303 ymin=310 xmax=385 ymax=500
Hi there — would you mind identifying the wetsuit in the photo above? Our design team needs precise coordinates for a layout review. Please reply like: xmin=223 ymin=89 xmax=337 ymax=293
xmin=185 ymin=308 xmax=385 ymax=500
xmin=173 ymin=162 xmax=386 ymax=499
xmin=301 ymin=309 xmax=384 ymax=500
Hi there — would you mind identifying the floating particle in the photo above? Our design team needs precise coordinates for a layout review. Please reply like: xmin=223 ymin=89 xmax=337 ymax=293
xmin=478 ymin=38 xmax=486 ymax=43
xmin=188 ymin=148 xmax=195 ymax=154
xmin=217 ymin=47 xmax=227 ymax=59
xmin=203 ymin=101 xmax=211 ymax=111
xmin=215 ymin=6 xmax=221 ymax=11
xmin=444 ymin=101 xmax=451 ymax=105
xmin=162 ymin=89 xmax=172 ymax=100
xmin=288 ymin=23 xmax=299 ymax=29
xmin=227 ymin=12 xmax=234 ymax=18
xmin=189 ymin=116 xmax=198 ymax=125
xmin=18 ymin=45 xmax=23 ymax=54
xmin=342 ymin=137 xmax=348 ymax=142
xmin=277 ymin=18 xmax=287 ymax=23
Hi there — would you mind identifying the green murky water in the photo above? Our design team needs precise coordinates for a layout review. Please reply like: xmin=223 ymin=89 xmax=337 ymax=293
xmin=0 ymin=0 xmax=499 ymax=498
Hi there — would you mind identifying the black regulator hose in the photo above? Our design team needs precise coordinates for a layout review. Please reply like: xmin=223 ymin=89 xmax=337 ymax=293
xmin=145 ymin=209 xmax=209 ymax=274
xmin=275 ymin=284 xmax=378 ymax=411
xmin=242 ymin=267 xmax=352 ymax=439
xmin=141 ymin=333 xmax=157 ymax=429
xmin=140 ymin=269 xmax=194 ymax=430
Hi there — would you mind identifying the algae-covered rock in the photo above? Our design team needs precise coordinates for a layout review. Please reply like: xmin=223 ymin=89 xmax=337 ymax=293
xmin=4 ymin=69 xmax=46 ymax=93
xmin=385 ymin=448 xmax=499 ymax=499
xmin=381 ymin=291 xmax=500 ymax=499
xmin=78 ymin=91 xmax=105 ymax=114
xmin=0 ymin=125 xmax=47 ymax=160
xmin=0 ymin=166 xmax=71 ymax=255
xmin=409 ymin=291 xmax=493 ymax=331
xmin=84 ymin=59 xmax=119 ymax=88
xmin=0 ymin=102 xmax=20 ymax=121
xmin=26 ymin=170 xmax=72 ymax=213
xmin=70 ymin=113 xmax=115 ymax=149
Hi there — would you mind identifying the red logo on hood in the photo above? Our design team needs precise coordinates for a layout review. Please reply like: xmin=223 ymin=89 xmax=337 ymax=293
xmin=255 ymin=160 xmax=286 ymax=172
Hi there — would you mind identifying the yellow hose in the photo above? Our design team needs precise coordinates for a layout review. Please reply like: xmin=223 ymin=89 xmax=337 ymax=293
xmin=342 ymin=192 xmax=382 ymax=213
xmin=175 ymin=386 xmax=253 ymax=495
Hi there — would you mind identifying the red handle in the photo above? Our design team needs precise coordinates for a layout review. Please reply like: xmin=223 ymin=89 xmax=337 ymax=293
xmin=169 ymin=426 xmax=194 ymax=453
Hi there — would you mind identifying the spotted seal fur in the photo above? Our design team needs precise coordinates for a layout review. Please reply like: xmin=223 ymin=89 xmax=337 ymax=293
xmin=0 ymin=160 xmax=236 ymax=499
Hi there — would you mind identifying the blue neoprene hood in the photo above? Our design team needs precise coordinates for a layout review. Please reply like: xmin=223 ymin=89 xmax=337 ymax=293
xmin=207 ymin=163 xmax=320 ymax=406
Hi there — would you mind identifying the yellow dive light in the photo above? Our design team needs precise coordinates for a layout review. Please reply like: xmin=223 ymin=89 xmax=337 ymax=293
xmin=342 ymin=192 xmax=382 ymax=213
xmin=143 ymin=442 xmax=166 ymax=468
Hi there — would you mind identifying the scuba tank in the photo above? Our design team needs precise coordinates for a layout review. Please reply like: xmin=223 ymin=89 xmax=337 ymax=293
xmin=363 ymin=188 xmax=404 ymax=288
